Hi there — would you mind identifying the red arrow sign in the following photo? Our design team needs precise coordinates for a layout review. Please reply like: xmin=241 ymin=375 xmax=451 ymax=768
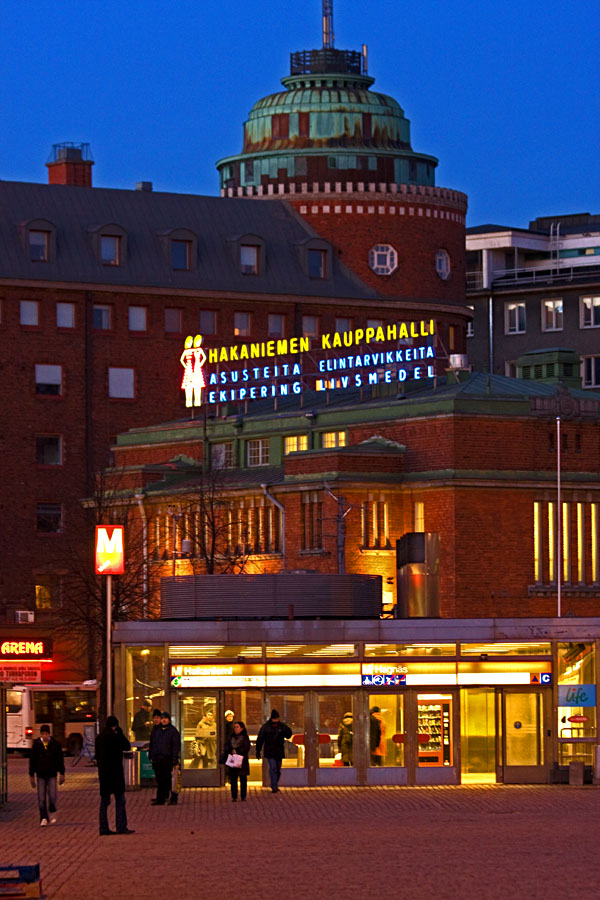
xmin=568 ymin=715 xmax=589 ymax=723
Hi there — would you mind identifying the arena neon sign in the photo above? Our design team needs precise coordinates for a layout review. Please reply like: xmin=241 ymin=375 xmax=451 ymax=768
xmin=0 ymin=640 xmax=53 ymax=661
xmin=180 ymin=318 xmax=437 ymax=407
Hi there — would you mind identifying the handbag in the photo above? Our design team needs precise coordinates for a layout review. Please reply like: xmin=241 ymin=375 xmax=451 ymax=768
xmin=225 ymin=752 xmax=243 ymax=768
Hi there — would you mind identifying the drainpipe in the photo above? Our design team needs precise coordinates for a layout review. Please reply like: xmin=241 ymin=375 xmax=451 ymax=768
xmin=261 ymin=485 xmax=285 ymax=571
xmin=135 ymin=494 xmax=149 ymax=618
xmin=488 ymin=295 xmax=494 ymax=374
xmin=324 ymin=482 xmax=351 ymax=574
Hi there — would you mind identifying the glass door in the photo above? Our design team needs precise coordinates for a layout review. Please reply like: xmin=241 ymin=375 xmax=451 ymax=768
xmin=501 ymin=688 xmax=549 ymax=783
xmin=460 ymin=688 xmax=496 ymax=784
xmin=223 ymin=690 xmax=264 ymax=786
xmin=415 ymin=692 xmax=457 ymax=784
xmin=179 ymin=692 xmax=221 ymax=786
xmin=366 ymin=694 xmax=407 ymax=785
xmin=265 ymin=693 xmax=310 ymax=786
xmin=316 ymin=693 xmax=357 ymax=785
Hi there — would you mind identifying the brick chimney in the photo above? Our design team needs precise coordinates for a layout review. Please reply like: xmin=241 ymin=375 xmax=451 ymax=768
xmin=46 ymin=142 xmax=94 ymax=187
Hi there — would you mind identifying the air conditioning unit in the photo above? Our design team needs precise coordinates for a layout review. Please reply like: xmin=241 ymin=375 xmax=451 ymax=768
xmin=449 ymin=353 xmax=470 ymax=370
xmin=15 ymin=610 xmax=35 ymax=624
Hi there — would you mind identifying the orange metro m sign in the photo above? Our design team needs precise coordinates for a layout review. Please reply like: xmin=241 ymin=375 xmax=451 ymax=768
xmin=95 ymin=525 xmax=125 ymax=575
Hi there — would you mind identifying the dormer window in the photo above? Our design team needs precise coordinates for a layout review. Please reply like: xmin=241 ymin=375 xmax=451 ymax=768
xmin=308 ymin=248 xmax=326 ymax=279
xmin=240 ymin=244 xmax=259 ymax=274
xmin=101 ymin=235 xmax=120 ymax=266
xmin=29 ymin=230 xmax=49 ymax=262
xmin=171 ymin=239 xmax=191 ymax=270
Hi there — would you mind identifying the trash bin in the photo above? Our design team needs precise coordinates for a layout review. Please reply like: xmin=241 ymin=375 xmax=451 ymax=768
xmin=123 ymin=749 xmax=140 ymax=791
xmin=569 ymin=760 xmax=585 ymax=786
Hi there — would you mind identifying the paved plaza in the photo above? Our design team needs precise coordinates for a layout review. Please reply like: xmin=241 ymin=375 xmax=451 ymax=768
xmin=1 ymin=757 xmax=599 ymax=899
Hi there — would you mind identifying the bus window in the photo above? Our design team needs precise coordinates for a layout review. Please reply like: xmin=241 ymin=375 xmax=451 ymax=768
xmin=65 ymin=691 xmax=96 ymax=721
xmin=34 ymin=692 xmax=56 ymax=723
xmin=7 ymin=691 xmax=22 ymax=714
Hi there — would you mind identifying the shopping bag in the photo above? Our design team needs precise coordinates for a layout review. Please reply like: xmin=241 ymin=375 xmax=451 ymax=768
xmin=225 ymin=753 xmax=243 ymax=768
xmin=171 ymin=765 xmax=181 ymax=793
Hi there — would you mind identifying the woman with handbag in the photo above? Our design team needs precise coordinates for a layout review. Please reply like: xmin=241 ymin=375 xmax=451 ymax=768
xmin=222 ymin=720 xmax=251 ymax=802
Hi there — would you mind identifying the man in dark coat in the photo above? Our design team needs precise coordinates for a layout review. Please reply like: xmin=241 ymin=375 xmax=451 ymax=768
xmin=148 ymin=711 xmax=180 ymax=805
xmin=256 ymin=709 xmax=292 ymax=793
xmin=95 ymin=715 xmax=135 ymax=835
xmin=29 ymin=724 xmax=65 ymax=825
xmin=131 ymin=700 xmax=152 ymax=741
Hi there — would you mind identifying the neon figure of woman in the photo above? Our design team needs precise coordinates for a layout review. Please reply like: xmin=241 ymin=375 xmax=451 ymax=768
xmin=180 ymin=334 xmax=206 ymax=407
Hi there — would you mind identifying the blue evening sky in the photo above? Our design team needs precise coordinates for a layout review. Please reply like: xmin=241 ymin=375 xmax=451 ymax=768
xmin=0 ymin=0 xmax=596 ymax=227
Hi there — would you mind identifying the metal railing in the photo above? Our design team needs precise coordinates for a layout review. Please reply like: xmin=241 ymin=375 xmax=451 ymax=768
xmin=466 ymin=263 xmax=600 ymax=292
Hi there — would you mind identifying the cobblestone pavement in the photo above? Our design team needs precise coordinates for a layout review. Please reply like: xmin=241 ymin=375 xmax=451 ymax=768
xmin=1 ymin=758 xmax=599 ymax=900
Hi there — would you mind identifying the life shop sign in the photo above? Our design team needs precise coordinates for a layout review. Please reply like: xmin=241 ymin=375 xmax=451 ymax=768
xmin=0 ymin=639 xmax=53 ymax=661
xmin=95 ymin=525 xmax=125 ymax=575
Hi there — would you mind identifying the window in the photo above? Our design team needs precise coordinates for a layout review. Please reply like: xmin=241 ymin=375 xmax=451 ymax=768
xmin=171 ymin=239 xmax=191 ymax=270
xmin=36 ymin=503 xmax=62 ymax=534
xmin=542 ymin=299 xmax=563 ymax=332
xmin=164 ymin=307 xmax=183 ymax=333
xmin=128 ymin=306 xmax=147 ymax=332
xmin=308 ymin=249 xmax=326 ymax=278
xmin=301 ymin=491 xmax=323 ymax=550
xmin=108 ymin=367 xmax=135 ymax=399
xmin=284 ymin=435 xmax=308 ymax=454
xmin=35 ymin=576 xmax=60 ymax=610
xmin=36 ymin=435 xmax=63 ymax=465
xmin=369 ymin=244 xmax=398 ymax=276
xmin=361 ymin=496 xmax=390 ymax=548
xmin=211 ymin=442 xmax=233 ymax=469
xmin=367 ymin=319 xmax=383 ymax=331
xmin=271 ymin=114 xmax=289 ymax=139
xmin=35 ymin=364 xmax=62 ymax=396
xmin=100 ymin=235 xmax=120 ymax=266
xmin=298 ymin=112 xmax=310 ymax=138
xmin=321 ymin=431 xmax=346 ymax=449
xmin=247 ymin=439 xmax=269 ymax=467
xmin=240 ymin=244 xmax=259 ymax=274
xmin=302 ymin=315 xmax=319 ymax=338
xmin=29 ymin=230 xmax=49 ymax=262
xmin=582 ymin=356 xmax=600 ymax=388
xmin=199 ymin=310 xmax=217 ymax=334
xmin=335 ymin=317 xmax=352 ymax=334
xmin=435 ymin=249 xmax=451 ymax=281
xmin=243 ymin=160 xmax=254 ymax=183
xmin=20 ymin=300 xmax=39 ymax=326
xmin=93 ymin=304 xmax=112 ymax=330
xmin=505 ymin=302 xmax=526 ymax=334
xmin=466 ymin=305 xmax=474 ymax=338
xmin=268 ymin=313 xmax=285 ymax=338
xmin=234 ymin=311 xmax=251 ymax=337
xmin=414 ymin=501 xmax=425 ymax=532
xmin=581 ymin=296 xmax=600 ymax=328
xmin=56 ymin=302 xmax=75 ymax=329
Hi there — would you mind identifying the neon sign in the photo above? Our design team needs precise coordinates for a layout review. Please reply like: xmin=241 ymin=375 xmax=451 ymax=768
xmin=181 ymin=318 xmax=437 ymax=407
xmin=0 ymin=640 xmax=52 ymax=661
xmin=95 ymin=525 xmax=125 ymax=575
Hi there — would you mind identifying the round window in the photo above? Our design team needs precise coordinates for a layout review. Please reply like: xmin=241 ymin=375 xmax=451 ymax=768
xmin=436 ymin=249 xmax=451 ymax=280
xmin=369 ymin=244 xmax=398 ymax=276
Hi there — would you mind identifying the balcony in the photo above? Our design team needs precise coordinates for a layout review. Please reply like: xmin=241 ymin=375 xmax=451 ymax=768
xmin=467 ymin=263 xmax=600 ymax=293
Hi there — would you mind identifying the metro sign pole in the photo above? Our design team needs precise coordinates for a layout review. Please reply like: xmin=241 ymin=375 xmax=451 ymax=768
xmin=95 ymin=526 xmax=125 ymax=717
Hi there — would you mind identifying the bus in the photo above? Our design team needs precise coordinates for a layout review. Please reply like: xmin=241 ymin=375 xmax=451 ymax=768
xmin=6 ymin=682 xmax=98 ymax=755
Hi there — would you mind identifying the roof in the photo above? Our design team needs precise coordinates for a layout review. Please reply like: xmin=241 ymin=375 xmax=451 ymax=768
xmin=0 ymin=180 xmax=379 ymax=300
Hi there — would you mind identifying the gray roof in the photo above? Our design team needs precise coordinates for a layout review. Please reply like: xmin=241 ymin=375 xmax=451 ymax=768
xmin=0 ymin=180 xmax=379 ymax=300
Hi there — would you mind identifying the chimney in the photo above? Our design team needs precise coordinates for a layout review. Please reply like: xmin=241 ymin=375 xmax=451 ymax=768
xmin=46 ymin=142 xmax=94 ymax=187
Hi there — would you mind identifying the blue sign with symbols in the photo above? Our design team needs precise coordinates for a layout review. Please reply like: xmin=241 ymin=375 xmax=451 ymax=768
xmin=362 ymin=673 xmax=406 ymax=686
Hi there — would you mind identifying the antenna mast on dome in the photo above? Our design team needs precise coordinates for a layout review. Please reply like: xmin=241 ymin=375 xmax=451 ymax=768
xmin=322 ymin=0 xmax=334 ymax=48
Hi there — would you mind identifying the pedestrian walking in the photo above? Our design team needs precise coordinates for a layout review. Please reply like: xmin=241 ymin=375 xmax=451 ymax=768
xmin=29 ymin=724 xmax=65 ymax=826
xmin=337 ymin=712 xmax=354 ymax=766
xmin=222 ymin=720 xmax=251 ymax=802
xmin=131 ymin=699 xmax=152 ymax=741
xmin=256 ymin=709 xmax=292 ymax=793
xmin=369 ymin=706 xmax=383 ymax=766
xmin=95 ymin=715 xmax=135 ymax=835
xmin=148 ymin=711 xmax=180 ymax=805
